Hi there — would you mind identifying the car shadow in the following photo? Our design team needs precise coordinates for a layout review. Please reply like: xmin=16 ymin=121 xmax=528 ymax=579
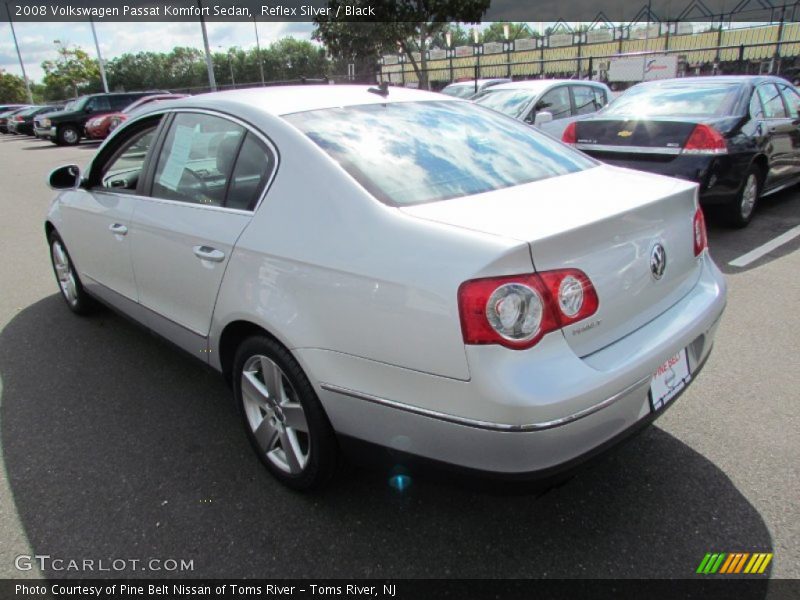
xmin=706 ymin=185 xmax=800 ymax=274
xmin=0 ymin=296 xmax=773 ymax=585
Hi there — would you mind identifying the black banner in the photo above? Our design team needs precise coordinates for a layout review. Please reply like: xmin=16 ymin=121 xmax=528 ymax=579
xmin=1 ymin=0 xmax=798 ymax=22
xmin=2 ymin=579 xmax=800 ymax=600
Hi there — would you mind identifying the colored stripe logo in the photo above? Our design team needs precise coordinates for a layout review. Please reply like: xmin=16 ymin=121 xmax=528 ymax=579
xmin=696 ymin=552 xmax=773 ymax=574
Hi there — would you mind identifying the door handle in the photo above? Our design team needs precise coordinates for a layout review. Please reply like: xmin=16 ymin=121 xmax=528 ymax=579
xmin=193 ymin=245 xmax=225 ymax=262
xmin=109 ymin=223 xmax=128 ymax=235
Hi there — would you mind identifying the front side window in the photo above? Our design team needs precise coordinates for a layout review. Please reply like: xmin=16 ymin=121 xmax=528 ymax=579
xmin=98 ymin=125 xmax=159 ymax=192
xmin=537 ymin=87 xmax=572 ymax=120
xmin=87 ymin=96 xmax=111 ymax=112
xmin=152 ymin=112 xmax=245 ymax=207
xmin=757 ymin=84 xmax=787 ymax=119
xmin=285 ymin=101 xmax=595 ymax=206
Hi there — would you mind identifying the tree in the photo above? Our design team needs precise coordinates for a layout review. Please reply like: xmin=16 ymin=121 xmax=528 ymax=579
xmin=315 ymin=0 xmax=491 ymax=89
xmin=0 ymin=70 xmax=27 ymax=103
xmin=481 ymin=22 xmax=534 ymax=43
xmin=41 ymin=42 xmax=100 ymax=99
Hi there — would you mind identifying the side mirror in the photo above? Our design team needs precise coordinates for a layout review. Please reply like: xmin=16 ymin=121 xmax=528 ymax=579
xmin=49 ymin=164 xmax=81 ymax=190
xmin=84 ymin=105 xmax=94 ymax=113
xmin=533 ymin=111 xmax=554 ymax=127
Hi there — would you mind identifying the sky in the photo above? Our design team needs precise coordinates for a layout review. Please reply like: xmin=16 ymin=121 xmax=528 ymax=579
xmin=0 ymin=20 xmax=755 ymax=84
xmin=0 ymin=20 xmax=317 ymax=83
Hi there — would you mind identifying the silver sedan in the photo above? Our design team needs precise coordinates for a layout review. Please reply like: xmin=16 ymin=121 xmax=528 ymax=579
xmin=45 ymin=86 xmax=726 ymax=490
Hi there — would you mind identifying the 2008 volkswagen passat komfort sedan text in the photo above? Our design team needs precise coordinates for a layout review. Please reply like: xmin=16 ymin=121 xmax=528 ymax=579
xmin=45 ymin=86 xmax=727 ymax=490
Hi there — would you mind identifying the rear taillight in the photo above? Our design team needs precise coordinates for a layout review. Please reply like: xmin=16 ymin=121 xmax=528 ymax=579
xmin=458 ymin=270 xmax=599 ymax=350
xmin=561 ymin=122 xmax=577 ymax=144
xmin=682 ymin=124 xmax=727 ymax=155
xmin=14 ymin=116 xmax=23 ymax=122
xmin=693 ymin=207 xmax=708 ymax=256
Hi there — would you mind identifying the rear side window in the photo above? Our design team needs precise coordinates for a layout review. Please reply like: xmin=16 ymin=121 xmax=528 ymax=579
xmin=572 ymin=86 xmax=604 ymax=116
xmin=778 ymin=84 xmax=800 ymax=119
xmin=226 ymin=133 xmax=274 ymax=210
xmin=604 ymin=83 xmax=742 ymax=117
xmin=757 ymin=84 xmax=787 ymax=118
xmin=285 ymin=100 xmax=595 ymax=206
xmin=110 ymin=95 xmax=132 ymax=110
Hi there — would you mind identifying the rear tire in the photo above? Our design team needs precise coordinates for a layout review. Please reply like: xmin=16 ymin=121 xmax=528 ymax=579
xmin=233 ymin=335 xmax=339 ymax=491
xmin=56 ymin=124 xmax=80 ymax=146
xmin=723 ymin=166 xmax=761 ymax=228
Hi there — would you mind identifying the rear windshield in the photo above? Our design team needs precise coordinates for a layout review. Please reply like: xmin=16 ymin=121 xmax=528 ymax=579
xmin=285 ymin=101 xmax=594 ymax=206
xmin=472 ymin=89 xmax=538 ymax=119
xmin=603 ymin=82 xmax=742 ymax=117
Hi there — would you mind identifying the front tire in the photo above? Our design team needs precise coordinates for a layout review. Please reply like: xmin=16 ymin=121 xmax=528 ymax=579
xmin=724 ymin=166 xmax=761 ymax=228
xmin=233 ymin=335 xmax=339 ymax=491
xmin=48 ymin=232 xmax=96 ymax=315
xmin=56 ymin=124 xmax=80 ymax=146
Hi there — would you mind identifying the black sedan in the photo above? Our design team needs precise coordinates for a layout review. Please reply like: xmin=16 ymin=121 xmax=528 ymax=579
xmin=562 ymin=76 xmax=800 ymax=227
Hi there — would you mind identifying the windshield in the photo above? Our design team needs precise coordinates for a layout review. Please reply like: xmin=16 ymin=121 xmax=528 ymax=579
xmin=285 ymin=101 xmax=594 ymax=206
xmin=603 ymin=83 xmax=743 ymax=117
xmin=442 ymin=85 xmax=477 ymax=99
xmin=70 ymin=97 xmax=88 ymax=111
xmin=472 ymin=89 xmax=536 ymax=119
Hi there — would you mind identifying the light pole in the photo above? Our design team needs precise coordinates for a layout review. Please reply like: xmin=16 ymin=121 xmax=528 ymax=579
xmin=445 ymin=31 xmax=453 ymax=82
xmin=89 ymin=18 xmax=109 ymax=93
xmin=5 ymin=1 xmax=33 ymax=103
xmin=197 ymin=0 xmax=216 ymax=91
xmin=503 ymin=23 xmax=512 ymax=79
xmin=472 ymin=28 xmax=481 ymax=94
xmin=252 ymin=16 xmax=265 ymax=85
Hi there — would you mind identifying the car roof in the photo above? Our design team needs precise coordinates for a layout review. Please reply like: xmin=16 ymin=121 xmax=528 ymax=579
xmin=165 ymin=85 xmax=455 ymax=116
xmin=482 ymin=79 xmax=606 ymax=93
xmin=444 ymin=79 xmax=509 ymax=88
xmin=635 ymin=75 xmax=784 ymax=87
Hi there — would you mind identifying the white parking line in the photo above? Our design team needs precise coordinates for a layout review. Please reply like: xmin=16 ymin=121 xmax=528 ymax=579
xmin=728 ymin=224 xmax=800 ymax=267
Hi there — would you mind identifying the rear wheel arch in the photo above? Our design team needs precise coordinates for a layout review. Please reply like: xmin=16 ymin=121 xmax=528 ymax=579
xmin=218 ymin=320 xmax=289 ymax=385
xmin=749 ymin=154 xmax=768 ymax=185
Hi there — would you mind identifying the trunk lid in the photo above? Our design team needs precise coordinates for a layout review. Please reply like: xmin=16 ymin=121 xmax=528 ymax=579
xmin=574 ymin=116 xmax=741 ymax=157
xmin=400 ymin=164 xmax=702 ymax=357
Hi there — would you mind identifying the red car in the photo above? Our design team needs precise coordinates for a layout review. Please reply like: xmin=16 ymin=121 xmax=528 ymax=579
xmin=85 ymin=94 xmax=187 ymax=140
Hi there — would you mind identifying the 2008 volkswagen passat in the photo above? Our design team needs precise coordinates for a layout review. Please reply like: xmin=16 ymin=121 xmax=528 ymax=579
xmin=45 ymin=86 xmax=727 ymax=490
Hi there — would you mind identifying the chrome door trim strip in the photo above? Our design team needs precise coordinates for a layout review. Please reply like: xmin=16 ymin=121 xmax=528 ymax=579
xmin=576 ymin=144 xmax=683 ymax=155
xmin=320 ymin=377 xmax=651 ymax=432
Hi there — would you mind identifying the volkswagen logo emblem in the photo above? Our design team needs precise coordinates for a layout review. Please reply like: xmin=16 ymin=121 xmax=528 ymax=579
xmin=650 ymin=243 xmax=667 ymax=280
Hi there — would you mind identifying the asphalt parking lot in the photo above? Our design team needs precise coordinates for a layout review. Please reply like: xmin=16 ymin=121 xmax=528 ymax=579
xmin=0 ymin=134 xmax=798 ymax=582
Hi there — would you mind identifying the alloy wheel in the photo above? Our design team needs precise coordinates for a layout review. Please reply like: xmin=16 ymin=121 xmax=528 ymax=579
xmin=240 ymin=354 xmax=310 ymax=474
xmin=51 ymin=239 xmax=79 ymax=307
xmin=740 ymin=173 xmax=758 ymax=220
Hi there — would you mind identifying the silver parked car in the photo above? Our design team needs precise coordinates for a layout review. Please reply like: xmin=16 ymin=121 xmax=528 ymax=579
xmin=440 ymin=78 xmax=511 ymax=99
xmin=45 ymin=86 xmax=726 ymax=490
xmin=472 ymin=79 xmax=612 ymax=138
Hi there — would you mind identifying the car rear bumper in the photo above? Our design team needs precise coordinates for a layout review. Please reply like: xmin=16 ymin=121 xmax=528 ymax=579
xmin=580 ymin=151 xmax=743 ymax=205
xmin=34 ymin=126 xmax=51 ymax=138
xmin=306 ymin=252 xmax=726 ymax=475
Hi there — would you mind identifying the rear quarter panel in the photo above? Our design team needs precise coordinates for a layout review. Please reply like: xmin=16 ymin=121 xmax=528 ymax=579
xmin=208 ymin=111 xmax=533 ymax=381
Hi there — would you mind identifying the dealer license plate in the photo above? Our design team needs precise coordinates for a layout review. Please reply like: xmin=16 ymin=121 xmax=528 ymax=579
xmin=649 ymin=348 xmax=691 ymax=412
